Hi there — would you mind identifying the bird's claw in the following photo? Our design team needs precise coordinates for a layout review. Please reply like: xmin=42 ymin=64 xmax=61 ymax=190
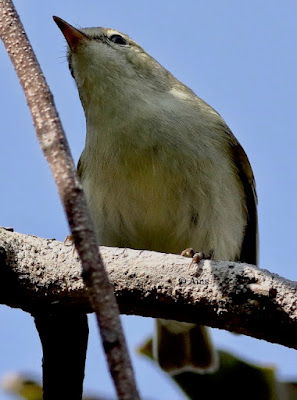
xmin=181 ymin=248 xmax=215 ymax=275
xmin=64 ymin=235 xmax=78 ymax=257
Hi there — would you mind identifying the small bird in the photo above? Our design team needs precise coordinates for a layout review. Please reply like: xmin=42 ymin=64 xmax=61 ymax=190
xmin=54 ymin=16 xmax=258 ymax=375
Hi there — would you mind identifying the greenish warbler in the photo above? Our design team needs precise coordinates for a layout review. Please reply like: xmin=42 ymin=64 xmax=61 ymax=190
xmin=54 ymin=16 xmax=258 ymax=375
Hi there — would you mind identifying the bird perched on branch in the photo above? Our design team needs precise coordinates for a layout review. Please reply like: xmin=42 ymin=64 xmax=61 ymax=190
xmin=54 ymin=16 xmax=258 ymax=375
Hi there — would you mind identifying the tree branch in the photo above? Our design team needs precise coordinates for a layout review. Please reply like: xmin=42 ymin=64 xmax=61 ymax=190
xmin=1 ymin=228 xmax=297 ymax=351
xmin=34 ymin=312 xmax=89 ymax=400
xmin=0 ymin=2 xmax=139 ymax=399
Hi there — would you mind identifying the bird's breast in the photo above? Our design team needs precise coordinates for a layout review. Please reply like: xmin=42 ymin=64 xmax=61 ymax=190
xmin=80 ymin=137 xmax=247 ymax=259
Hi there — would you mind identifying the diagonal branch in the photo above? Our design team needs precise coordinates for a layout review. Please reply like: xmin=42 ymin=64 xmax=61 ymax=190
xmin=0 ymin=2 xmax=139 ymax=399
xmin=1 ymin=228 xmax=297 ymax=351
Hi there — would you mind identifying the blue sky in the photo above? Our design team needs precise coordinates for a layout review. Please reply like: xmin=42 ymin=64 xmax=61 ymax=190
xmin=1 ymin=1 xmax=297 ymax=399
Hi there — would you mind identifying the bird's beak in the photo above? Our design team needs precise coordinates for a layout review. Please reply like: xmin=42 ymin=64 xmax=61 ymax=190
xmin=53 ymin=16 xmax=89 ymax=50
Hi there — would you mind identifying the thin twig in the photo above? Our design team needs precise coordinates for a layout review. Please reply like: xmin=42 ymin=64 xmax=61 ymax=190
xmin=0 ymin=2 xmax=139 ymax=399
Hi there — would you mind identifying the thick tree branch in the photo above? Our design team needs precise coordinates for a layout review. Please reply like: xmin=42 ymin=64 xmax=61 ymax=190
xmin=0 ymin=2 xmax=139 ymax=399
xmin=1 ymin=228 xmax=297 ymax=350
xmin=34 ymin=312 xmax=89 ymax=400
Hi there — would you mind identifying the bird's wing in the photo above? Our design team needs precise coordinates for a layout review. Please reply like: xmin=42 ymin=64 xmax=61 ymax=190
xmin=77 ymin=155 xmax=84 ymax=178
xmin=229 ymin=136 xmax=259 ymax=266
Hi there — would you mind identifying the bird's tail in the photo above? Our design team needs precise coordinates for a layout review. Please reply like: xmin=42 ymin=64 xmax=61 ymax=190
xmin=154 ymin=319 xmax=218 ymax=375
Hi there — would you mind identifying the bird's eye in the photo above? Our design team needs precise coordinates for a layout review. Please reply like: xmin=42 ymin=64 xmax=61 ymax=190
xmin=109 ymin=34 xmax=127 ymax=45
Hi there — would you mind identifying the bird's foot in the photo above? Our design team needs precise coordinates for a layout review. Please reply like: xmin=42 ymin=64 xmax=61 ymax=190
xmin=64 ymin=235 xmax=73 ymax=245
xmin=181 ymin=248 xmax=215 ymax=275
xmin=64 ymin=235 xmax=78 ymax=257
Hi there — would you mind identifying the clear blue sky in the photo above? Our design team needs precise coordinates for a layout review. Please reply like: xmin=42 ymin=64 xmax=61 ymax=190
xmin=1 ymin=1 xmax=297 ymax=399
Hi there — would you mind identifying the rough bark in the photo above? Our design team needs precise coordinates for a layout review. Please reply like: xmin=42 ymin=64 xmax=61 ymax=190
xmin=0 ymin=2 xmax=139 ymax=399
xmin=1 ymin=228 xmax=297 ymax=350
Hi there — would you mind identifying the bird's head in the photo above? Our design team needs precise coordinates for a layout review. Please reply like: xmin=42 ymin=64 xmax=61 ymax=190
xmin=53 ymin=16 xmax=173 ymax=112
